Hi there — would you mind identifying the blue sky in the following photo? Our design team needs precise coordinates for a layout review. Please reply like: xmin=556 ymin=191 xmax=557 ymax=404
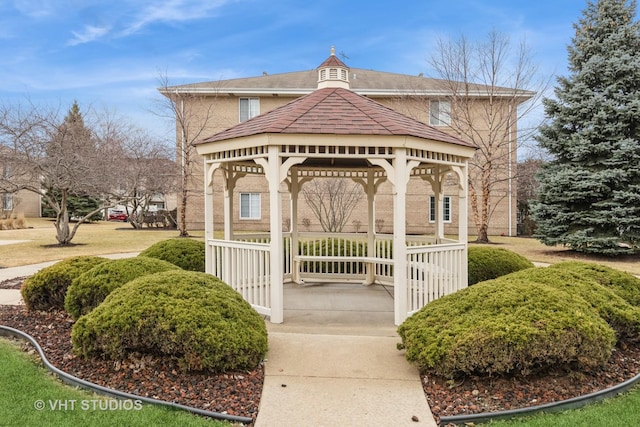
xmin=0 ymin=0 xmax=596 ymax=142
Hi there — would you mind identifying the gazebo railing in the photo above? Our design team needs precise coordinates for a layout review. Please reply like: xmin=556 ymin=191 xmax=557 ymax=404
xmin=236 ymin=233 xmax=293 ymax=279
xmin=210 ymin=233 xmax=467 ymax=319
xmin=406 ymin=242 xmax=467 ymax=315
xmin=207 ymin=238 xmax=272 ymax=317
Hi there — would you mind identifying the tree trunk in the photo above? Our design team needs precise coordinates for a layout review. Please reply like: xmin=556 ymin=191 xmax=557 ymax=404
xmin=475 ymin=224 xmax=489 ymax=243
xmin=54 ymin=202 xmax=72 ymax=245
xmin=178 ymin=186 xmax=189 ymax=237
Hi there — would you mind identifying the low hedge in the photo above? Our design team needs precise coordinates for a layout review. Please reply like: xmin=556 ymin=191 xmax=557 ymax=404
xmin=467 ymin=246 xmax=534 ymax=285
xmin=64 ymin=257 xmax=179 ymax=319
xmin=71 ymin=270 xmax=268 ymax=373
xmin=20 ymin=256 xmax=108 ymax=311
xmin=548 ymin=261 xmax=640 ymax=307
xmin=138 ymin=238 xmax=205 ymax=272
xmin=398 ymin=275 xmax=616 ymax=378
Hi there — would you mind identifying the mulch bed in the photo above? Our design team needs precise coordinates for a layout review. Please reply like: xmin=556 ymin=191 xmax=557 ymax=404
xmin=0 ymin=278 xmax=263 ymax=424
xmin=2 ymin=275 xmax=639 ymax=425
xmin=423 ymin=341 xmax=640 ymax=423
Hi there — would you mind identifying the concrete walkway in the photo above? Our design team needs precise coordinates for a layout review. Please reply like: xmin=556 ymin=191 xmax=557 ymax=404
xmin=0 ymin=262 xmax=437 ymax=426
xmin=256 ymin=283 xmax=436 ymax=427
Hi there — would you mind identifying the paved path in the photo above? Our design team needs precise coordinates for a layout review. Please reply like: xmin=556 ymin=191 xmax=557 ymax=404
xmin=0 ymin=262 xmax=437 ymax=427
xmin=256 ymin=332 xmax=435 ymax=427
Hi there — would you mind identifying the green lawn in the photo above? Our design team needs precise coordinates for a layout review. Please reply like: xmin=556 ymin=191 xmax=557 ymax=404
xmin=0 ymin=338 xmax=230 ymax=427
xmin=487 ymin=385 xmax=640 ymax=426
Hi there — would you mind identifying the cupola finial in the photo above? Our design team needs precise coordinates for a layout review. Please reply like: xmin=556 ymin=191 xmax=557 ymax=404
xmin=317 ymin=46 xmax=350 ymax=89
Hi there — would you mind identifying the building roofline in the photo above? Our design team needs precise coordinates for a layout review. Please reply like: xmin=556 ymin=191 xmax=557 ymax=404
xmin=158 ymin=67 xmax=535 ymax=101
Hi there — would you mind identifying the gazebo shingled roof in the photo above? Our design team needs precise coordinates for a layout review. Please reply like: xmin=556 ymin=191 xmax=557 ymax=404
xmin=198 ymin=87 xmax=475 ymax=148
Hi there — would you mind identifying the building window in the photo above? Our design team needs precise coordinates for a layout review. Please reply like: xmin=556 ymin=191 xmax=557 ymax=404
xmin=429 ymin=195 xmax=451 ymax=223
xmin=429 ymin=100 xmax=451 ymax=126
xmin=2 ymin=193 xmax=12 ymax=211
xmin=240 ymin=193 xmax=261 ymax=219
xmin=239 ymin=98 xmax=259 ymax=122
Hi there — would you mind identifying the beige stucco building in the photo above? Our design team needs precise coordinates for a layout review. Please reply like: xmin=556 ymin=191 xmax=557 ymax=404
xmin=161 ymin=48 xmax=532 ymax=237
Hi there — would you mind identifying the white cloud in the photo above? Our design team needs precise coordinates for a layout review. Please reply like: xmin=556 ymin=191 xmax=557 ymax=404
xmin=121 ymin=0 xmax=231 ymax=37
xmin=67 ymin=24 xmax=112 ymax=46
xmin=11 ymin=0 xmax=58 ymax=18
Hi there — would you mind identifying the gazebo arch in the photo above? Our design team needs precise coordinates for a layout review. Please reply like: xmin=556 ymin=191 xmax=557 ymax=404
xmin=196 ymin=50 xmax=477 ymax=325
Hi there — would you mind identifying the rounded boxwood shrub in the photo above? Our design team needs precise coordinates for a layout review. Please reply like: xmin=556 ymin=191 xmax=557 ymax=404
xmin=71 ymin=270 xmax=268 ymax=373
xmin=398 ymin=278 xmax=616 ymax=378
xmin=548 ymin=261 xmax=640 ymax=307
xmin=500 ymin=267 xmax=640 ymax=341
xmin=138 ymin=238 xmax=205 ymax=272
xmin=468 ymin=246 xmax=534 ymax=285
xmin=65 ymin=256 xmax=179 ymax=319
xmin=21 ymin=256 xmax=108 ymax=311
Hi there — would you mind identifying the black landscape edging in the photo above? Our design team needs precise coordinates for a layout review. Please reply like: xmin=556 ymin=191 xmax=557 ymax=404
xmin=0 ymin=325 xmax=254 ymax=424
xmin=439 ymin=369 xmax=640 ymax=426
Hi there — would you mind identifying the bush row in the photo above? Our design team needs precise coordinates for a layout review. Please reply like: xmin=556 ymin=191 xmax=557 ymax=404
xmin=20 ymin=238 xmax=267 ymax=373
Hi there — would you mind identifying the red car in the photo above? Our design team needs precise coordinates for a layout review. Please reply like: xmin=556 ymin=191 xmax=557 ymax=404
xmin=108 ymin=210 xmax=128 ymax=221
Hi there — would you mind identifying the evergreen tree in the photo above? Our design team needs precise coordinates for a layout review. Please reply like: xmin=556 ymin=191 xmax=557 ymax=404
xmin=532 ymin=0 xmax=640 ymax=255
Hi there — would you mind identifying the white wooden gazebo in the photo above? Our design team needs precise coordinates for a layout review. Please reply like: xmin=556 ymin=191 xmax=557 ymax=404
xmin=195 ymin=51 xmax=477 ymax=325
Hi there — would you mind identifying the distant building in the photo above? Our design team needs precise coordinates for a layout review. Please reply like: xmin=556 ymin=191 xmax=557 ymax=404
xmin=161 ymin=48 xmax=531 ymax=236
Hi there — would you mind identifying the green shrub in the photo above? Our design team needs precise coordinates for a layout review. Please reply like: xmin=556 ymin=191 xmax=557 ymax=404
xmin=64 ymin=257 xmax=179 ymax=319
xmin=20 ymin=256 xmax=108 ymax=311
xmin=548 ymin=261 xmax=640 ymax=307
xmin=71 ymin=270 xmax=268 ymax=373
xmin=500 ymin=268 xmax=640 ymax=341
xmin=398 ymin=278 xmax=616 ymax=378
xmin=138 ymin=238 xmax=205 ymax=272
xmin=467 ymin=246 xmax=534 ymax=285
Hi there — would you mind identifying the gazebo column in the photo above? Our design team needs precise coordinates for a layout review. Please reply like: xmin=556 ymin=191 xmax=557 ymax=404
xmin=453 ymin=163 xmax=470 ymax=286
xmin=393 ymin=149 xmax=408 ymax=326
xmin=204 ymin=162 xmax=220 ymax=275
xmin=367 ymin=171 xmax=376 ymax=259
xmin=263 ymin=146 xmax=284 ymax=323
xmin=290 ymin=169 xmax=300 ymax=282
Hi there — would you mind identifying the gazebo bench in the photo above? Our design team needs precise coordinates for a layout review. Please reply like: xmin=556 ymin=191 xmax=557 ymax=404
xmin=292 ymin=255 xmax=394 ymax=285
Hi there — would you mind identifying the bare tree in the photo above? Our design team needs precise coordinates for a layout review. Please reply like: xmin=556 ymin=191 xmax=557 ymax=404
xmin=0 ymin=100 xmax=164 ymax=244
xmin=301 ymin=178 xmax=363 ymax=232
xmin=428 ymin=31 xmax=547 ymax=243
xmin=114 ymin=125 xmax=177 ymax=229
xmin=154 ymin=74 xmax=220 ymax=237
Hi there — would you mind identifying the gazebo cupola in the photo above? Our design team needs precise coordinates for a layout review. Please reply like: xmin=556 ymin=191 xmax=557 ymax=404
xmin=317 ymin=46 xmax=350 ymax=89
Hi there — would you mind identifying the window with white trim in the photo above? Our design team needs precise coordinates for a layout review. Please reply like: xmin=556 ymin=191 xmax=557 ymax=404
xmin=429 ymin=100 xmax=451 ymax=126
xmin=239 ymin=98 xmax=260 ymax=122
xmin=240 ymin=193 xmax=261 ymax=219
xmin=429 ymin=195 xmax=452 ymax=223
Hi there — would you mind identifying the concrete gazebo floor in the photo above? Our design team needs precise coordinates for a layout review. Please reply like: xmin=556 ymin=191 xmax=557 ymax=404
xmin=268 ymin=282 xmax=397 ymax=336
xmin=257 ymin=281 xmax=437 ymax=427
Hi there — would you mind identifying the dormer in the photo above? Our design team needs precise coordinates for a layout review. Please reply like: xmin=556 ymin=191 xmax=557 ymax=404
xmin=317 ymin=46 xmax=350 ymax=89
